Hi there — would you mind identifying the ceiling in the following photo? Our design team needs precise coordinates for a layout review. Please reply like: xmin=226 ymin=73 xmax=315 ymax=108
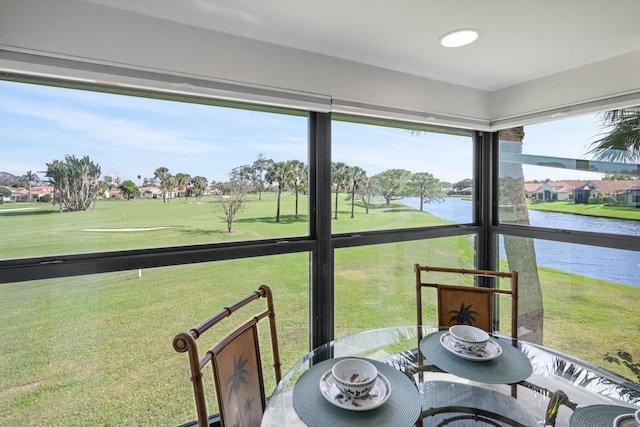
xmin=82 ymin=0 xmax=640 ymax=92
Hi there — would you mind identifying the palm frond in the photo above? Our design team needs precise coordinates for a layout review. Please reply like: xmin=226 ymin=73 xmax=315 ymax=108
xmin=587 ymin=108 xmax=640 ymax=163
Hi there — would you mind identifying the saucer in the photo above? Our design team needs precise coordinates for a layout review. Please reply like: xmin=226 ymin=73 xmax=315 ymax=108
xmin=613 ymin=413 xmax=637 ymax=427
xmin=440 ymin=332 xmax=502 ymax=361
xmin=319 ymin=369 xmax=391 ymax=411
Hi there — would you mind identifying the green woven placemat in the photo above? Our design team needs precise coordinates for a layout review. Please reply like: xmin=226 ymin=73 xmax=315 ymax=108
xmin=292 ymin=357 xmax=420 ymax=427
xmin=570 ymin=404 xmax=637 ymax=427
xmin=419 ymin=331 xmax=532 ymax=384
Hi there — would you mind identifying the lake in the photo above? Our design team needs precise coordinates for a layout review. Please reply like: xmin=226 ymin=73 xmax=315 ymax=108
xmin=403 ymin=197 xmax=640 ymax=287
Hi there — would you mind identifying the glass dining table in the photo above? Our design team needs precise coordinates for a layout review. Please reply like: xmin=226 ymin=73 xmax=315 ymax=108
xmin=261 ymin=326 xmax=640 ymax=427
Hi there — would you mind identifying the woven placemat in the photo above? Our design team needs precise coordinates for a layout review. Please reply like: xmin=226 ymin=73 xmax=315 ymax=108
xmin=570 ymin=404 xmax=637 ymax=427
xmin=292 ymin=357 xmax=420 ymax=427
xmin=419 ymin=331 xmax=532 ymax=384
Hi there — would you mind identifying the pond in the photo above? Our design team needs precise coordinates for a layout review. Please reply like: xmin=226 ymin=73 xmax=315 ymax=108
xmin=406 ymin=197 xmax=640 ymax=287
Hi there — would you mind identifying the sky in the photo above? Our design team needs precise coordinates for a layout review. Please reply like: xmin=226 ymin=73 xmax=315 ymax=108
xmin=0 ymin=80 xmax=614 ymax=186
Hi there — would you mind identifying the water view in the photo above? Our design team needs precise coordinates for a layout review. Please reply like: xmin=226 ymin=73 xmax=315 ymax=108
xmin=408 ymin=197 xmax=640 ymax=287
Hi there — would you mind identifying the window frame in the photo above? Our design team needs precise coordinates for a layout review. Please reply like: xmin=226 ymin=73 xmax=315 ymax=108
xmin=1 ymin=73 xmax=639 ymax=353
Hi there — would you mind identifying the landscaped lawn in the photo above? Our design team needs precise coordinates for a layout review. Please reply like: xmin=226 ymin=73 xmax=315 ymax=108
xmin=1 ymin=194 xmax=639 ymax=426
xmin=528 ymin=199 xmax=640 ymax=220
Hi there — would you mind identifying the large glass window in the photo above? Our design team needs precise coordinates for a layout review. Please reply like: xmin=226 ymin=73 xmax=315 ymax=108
xmin=0 ymin=80 xmax=309 ymax=258
xmin=334 ymin=236 xmax=477 ymax=337
xmin=0 ymin=256 xmax=309 ymax=426
xmin=3 ymin=75 xmax=639 ymax=426
xmin=498 ymin=111 xmax=640 ymax=232
xmin=498 ymin=235 xmax=640 ymax=380
xmin=330 ymin=118 xmax=473 ymax=232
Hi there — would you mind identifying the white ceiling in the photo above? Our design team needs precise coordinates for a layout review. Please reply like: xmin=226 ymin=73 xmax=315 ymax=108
xmin=82 ymin=0 xmax=640 ymax=92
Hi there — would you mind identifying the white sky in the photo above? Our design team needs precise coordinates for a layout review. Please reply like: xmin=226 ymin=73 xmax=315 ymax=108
xmin=0 ymin=80 xmax=612 ymax=185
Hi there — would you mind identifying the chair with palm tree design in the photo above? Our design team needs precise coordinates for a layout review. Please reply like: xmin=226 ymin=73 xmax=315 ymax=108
xmin=173 ymin=285 xmax=282 ymax=427
xmin=414 ymin=264 xmax=519 ymax=346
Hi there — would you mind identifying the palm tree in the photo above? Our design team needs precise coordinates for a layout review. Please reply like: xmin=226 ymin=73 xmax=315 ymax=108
xmin=288 ymin=160 xmax=306 ymax=218
xmin=191 ymin=175 xmax=208 ymax=202
xmin=331 ymin=162 xmax=349 ymax=219
xmin=21 ymin=170 xmax=39 ymax=202
xmin=266 ymin=161 xmax=293 ymax=223
xmin=448 ymin=302 xmax=479 ymax=326
xmin=587 ymin=108 xmax=640 ymax=163
xmin=243 ymin=397 xmax=256 ymax=426
xmin=45 ymin=160 xmax=66 ymax=212
xmin=174 ymin=172 xmax=190 ymax=201
xmin=500 ymin=127 xmax=544 ymax=344
xmin=154 ymin=167 xmax=170 ymax=203
xmin=346 ymin=166 xmax=366 ymax=218
xmin=226 ymin=354 xmax=249 ymax=426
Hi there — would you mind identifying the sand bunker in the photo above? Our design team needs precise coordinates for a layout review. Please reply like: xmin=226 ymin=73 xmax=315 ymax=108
xmin=82 ymin=227 xmax=172 ymax=232
xmin=0 ymin=207 xmax=37 ymax=212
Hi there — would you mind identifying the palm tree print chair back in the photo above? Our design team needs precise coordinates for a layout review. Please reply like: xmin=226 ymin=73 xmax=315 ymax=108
xmin=173 ymin=285 xmax=282 ymax=427
xmin=414 ymin=264 xmax=519 ymax=346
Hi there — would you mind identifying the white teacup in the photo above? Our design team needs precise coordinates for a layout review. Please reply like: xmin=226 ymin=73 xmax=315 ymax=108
xmin=449 ymin=325 xmax=489 ymax=352
xmin=331 ymin=358 xmax=377 ymax=399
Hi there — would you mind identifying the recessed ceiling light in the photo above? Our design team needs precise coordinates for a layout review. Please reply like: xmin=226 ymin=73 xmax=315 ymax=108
xmin=439 ymin=29 xmax=480 ymax=48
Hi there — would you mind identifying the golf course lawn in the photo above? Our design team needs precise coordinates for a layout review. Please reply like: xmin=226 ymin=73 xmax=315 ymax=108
xmin=1 ymin=194 xmax=638 ymax=426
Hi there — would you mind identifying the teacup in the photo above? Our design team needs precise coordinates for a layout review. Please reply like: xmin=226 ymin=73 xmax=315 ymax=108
xmin=449 ymin=325 xmax=489 ymax=352
xmin=331 ymin=358 xmax=377 ymax=399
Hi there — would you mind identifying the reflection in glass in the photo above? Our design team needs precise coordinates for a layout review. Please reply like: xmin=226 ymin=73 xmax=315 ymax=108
xmin=499 ymin=112 xmax=640 ymax=234
xmin=331 ymin=119 xmax=473 ymax=232
xmin=0 ymin=80 xmax=308 ymax=258
xmin=334 ymin=236 xmax=476 ymax=337
xmin=498 ymin=235 xmax=640 ymax=380
xmin=0 ymin=255 xmax=309 ymax=426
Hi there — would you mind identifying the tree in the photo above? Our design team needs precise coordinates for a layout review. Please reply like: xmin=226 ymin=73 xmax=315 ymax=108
xmin=355 ymin=176 xmax=379 ymax=214
xmin=229 ymin=165 xmax=255 ymax=191
xmin=500 ymin=127 xmax=544 ymax=344
xmin=175 ymin=172 xmax=190 ymax=201
xmin=119 ymin=180 xmax=139 ymax=200
xmin=191 ymin=175 xmax=208 ymax=202
xmin=142 ymin=177 xmax=157 ymax=187
xmin=587 ymin=108 xmax=640 ymax=163
xmin=288 ymin=159 xmax=306 ymax=218
xmin=45 ymin=160 xmax=65 ymax=212
xmin=331 ymin=162 xmax=349 ymax=219
xmin=252 ymin=154 xmax=273 ymax=200
xmin=154 ymin=167 xmax=171 ymax=203
xmin=265 ymin=161 xmax=293 ymax=223
xmin=372 ymin=168 xmax=411 ymax=206
xmin=0 ymin=186 xmax=11 ymax=203
xmin=217 ymin=180 xmax=248 ymax=233
xmin=162 ymin=174 xmax=175 ymax=203
xmin=21 ymin=170 xmax=39 ymax=202
xmin=45 ymin=155 xmax=101 ymax=212
xmin=407 ymin=172 xmax=445 ymax=211
xmin=346 ymin=165 xmax=366 ymax=218
xmin=453 ymin=178 xmax=473 ymax=192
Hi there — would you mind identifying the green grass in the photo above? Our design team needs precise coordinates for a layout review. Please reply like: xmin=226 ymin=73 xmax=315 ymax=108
xmin=1 ymin=194 xmax=639 ymax=426
xmin=528 ymin=199 xmax=640 ymax=220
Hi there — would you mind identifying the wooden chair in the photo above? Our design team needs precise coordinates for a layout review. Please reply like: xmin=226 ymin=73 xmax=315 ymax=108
xmin=173 ymin=285 xmax=282 ymax=427
xmin=414 ymin=264 xmax=519 ymax=345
